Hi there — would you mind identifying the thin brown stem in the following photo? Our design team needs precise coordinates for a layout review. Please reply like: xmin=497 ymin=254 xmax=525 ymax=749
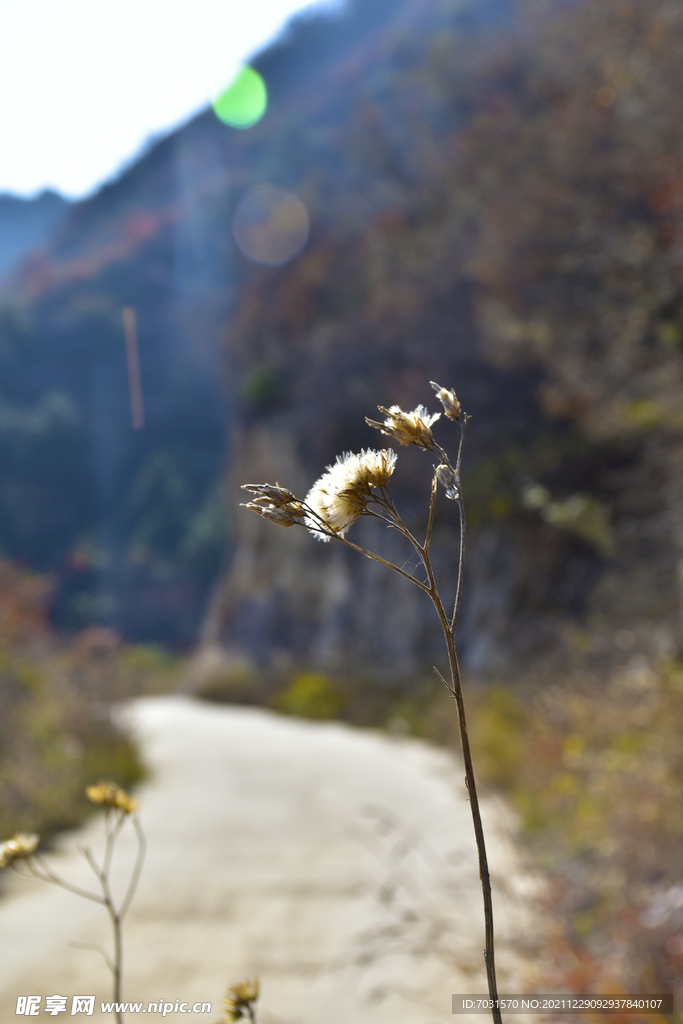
xmin=420 ymin=518 xmax=501 ymax=1024
xmin=80 ymin=843 xmax=126 ymax=1022
xmin=360 ymin=426 xmax=501 ymax=1024
xmin=443 ymin=625 xmax=501 ymax=1024
xmin=455 ymin=413 xmax=470 ymax=479
xmin=424 ymin=472 xmax=438 ymax=551
xmin=450 ymin=492 xmax=467 ymax=634
xmin=119 ymin=817 xmax=146 ymax=920
xmin=319 ymin=529 xmax=431 ymax=594
xmin=103 ymin=812 xmax=126 ymax=878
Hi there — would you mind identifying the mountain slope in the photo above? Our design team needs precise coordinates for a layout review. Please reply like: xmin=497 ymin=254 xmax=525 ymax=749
xmin=0 ymin=190 xmax=70 ymax=281
xmin=0 ymin=0 xmax=681 ymax=675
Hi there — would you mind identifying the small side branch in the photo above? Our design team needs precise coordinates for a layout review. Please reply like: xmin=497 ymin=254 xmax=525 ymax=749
xmin=69 ymin=940 xmax=115 ymax=974
xmin=29 ymin=856 xmax=106 ymax=905
xmin=433 ymin=665 xmax=455 ymax=697
xmin=120 ymin=817 xmax=146 ymax=920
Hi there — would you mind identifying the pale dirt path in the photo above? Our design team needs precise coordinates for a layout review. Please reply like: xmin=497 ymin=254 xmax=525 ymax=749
xmin=0 ymin=697 xmax=540 ymax=1024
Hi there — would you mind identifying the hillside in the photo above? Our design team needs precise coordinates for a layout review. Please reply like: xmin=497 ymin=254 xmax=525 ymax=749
xmin=0 ymin=0 xmax=516 ymax=646
xmin=207 ymin=0 xmax=683 ymax=684
xmin=0 ymin=0 xmax=680 ymax=673
xmin=0 ymin=190 xmax=70 ymax=281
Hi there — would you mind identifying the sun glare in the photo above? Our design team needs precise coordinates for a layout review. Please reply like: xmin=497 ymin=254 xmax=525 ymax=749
xmin=212 ymin=67 xmax=268 ymax=129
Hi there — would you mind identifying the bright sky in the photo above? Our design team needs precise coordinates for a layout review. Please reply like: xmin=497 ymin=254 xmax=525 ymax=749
xmin=0 ymin=0 xmax=341 ymax=199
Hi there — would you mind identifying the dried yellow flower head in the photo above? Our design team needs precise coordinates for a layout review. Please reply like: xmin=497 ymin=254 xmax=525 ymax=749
xmin=86 ymin=782 xmax=139 ymax=815
xmin=430 ymin=381 xmax=461 ymax=420
xmin=0 ymin=832 xmax=39 ymax=868
xmin=240 ymin=483 xmax=305 ymax=528
xmin=223 ymin=979 xmax=260 ymax=1022
xmin=304 ymin=448 xmax=397 ymax=541
xmin=366 ymin=404 xmax=440 ymax=448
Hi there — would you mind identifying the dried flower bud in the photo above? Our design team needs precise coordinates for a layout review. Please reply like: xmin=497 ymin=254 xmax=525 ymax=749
xmin=0 ymin=832 xmax=39 ymax=868
xmin=366 ymin=404 xmax=440 ymax=448
xmin=436 ymin=464 xmax=459 ymax=500
xmin=240 ymin=501 xmax=303 ymax=527
xmin=240 ymin=483 xmax=296 ymax=507
xmin=86 ymin=782 xmax=139 ymax=815
xmin=430 ymin=382 xmax=461 ymax=420
xmin=223 ymin=979 xmax=260 ymax=1022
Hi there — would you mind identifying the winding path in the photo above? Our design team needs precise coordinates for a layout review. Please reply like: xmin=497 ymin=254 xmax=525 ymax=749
xmin=0 ymin=697 xmax=540 ymax=1023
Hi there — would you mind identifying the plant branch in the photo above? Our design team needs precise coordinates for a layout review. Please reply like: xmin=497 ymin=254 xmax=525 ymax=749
xmin=29 ymin=856 xmax=106 ymax=905
xmin=69 ymin=940 xmax=115 ymax=974
xmin=103 ymin=813 xmax=126 ymax=878
xmin=450 ymin=491 xmax=467 ymax=634
xmin=329 ymin=531 xmax=431 ymax=594
xmin=420 ymin=504 xmax=501 ymax=1024
xmin=119 ymin=817 xmax=146 ymax=920
xmin=424 ymin=471 xmax=438 ymax=551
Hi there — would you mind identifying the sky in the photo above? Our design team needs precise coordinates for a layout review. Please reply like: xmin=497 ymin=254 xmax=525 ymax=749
xmin=0 ymin=0 xmax=342 ymax=200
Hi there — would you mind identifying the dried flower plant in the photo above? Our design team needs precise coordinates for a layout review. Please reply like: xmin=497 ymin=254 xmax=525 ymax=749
xmin=241 ymin=382 xmax=503 ymax=1024
xmin=0 ymin=782 xmax=145 ymax=1024
xmin=223 ymin=979 xmax=260 ymax=1023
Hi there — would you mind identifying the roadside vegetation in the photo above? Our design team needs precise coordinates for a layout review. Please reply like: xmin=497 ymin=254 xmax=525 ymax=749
xmin=0 ymin=557 xmax=178 ymax=846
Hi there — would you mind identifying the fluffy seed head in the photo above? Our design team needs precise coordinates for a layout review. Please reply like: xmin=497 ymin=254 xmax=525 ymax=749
xmin=86 ymin=782 xmax=139 ymax=815
xmin=0 ymin=832 xmax=39 ymax=868
xmin=223 ymin=979 xmax=260 ymax=1022
xmin=430 ymin=382 xmax=461 ymax=420
xmin=366 ymin=404 xmax=440 ymax=448
xmin=304 ymin=448 xmax=397 ymax=541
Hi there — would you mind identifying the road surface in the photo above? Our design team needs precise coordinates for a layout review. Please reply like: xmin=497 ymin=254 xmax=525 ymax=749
xmin=0 ymin=697 xmax=541 ymax=1023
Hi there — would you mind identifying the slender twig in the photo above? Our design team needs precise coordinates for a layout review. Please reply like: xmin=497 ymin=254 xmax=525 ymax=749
xmin=28 ymin=855 xmax=106 ymax=905
xmin=326 ymin=529 xmax=432 ymax=594
xmin=305 ymin=505 xmax=431 ymax=591
xmin=455 ymin=413 xmax=470 ymax=478
xmin=69 ymin=940 xmax=116 ymax=974
xmin=433 ymin=664 xmax=456 ymax=697
xmin=119 ymin=817 xmax=146 ymax=920
xmin=450 ymin=416 xmax=469 ymax=633
xmin=103 ymin=812 xmax=126 ymax=878
xmin=355 ymin=451 xmax=502 ymax=1020
xmin=424 ymin=473 xmax=439 ymax=552
xmin=401 ymin=482 xmax=501 ymax=1024
xmin=366 ymin=435 xmax=501 ymax=1022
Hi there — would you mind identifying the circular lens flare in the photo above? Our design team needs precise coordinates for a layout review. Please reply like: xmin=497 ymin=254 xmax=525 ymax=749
xmin=212 ymin=66 xmax=267 ymax=128
xmin=232 ymin=185 xmax=309 ymax=267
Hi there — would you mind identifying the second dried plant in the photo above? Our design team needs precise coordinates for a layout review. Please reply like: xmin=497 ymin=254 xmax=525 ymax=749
xmin=0 ymin=782 xmax=145 ymax=1024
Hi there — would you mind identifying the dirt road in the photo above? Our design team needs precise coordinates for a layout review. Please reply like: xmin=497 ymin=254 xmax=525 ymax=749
xmin=0 ymin=697 xmax=540 ymax=1023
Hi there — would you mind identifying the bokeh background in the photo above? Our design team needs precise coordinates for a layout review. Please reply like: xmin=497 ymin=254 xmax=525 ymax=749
xmin=2 ymin=0 xmax=683 ymax=1009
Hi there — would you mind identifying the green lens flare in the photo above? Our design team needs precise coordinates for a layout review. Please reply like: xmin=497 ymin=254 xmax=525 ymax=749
xmin=212 ymin=66 xmax=267 ymax=128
